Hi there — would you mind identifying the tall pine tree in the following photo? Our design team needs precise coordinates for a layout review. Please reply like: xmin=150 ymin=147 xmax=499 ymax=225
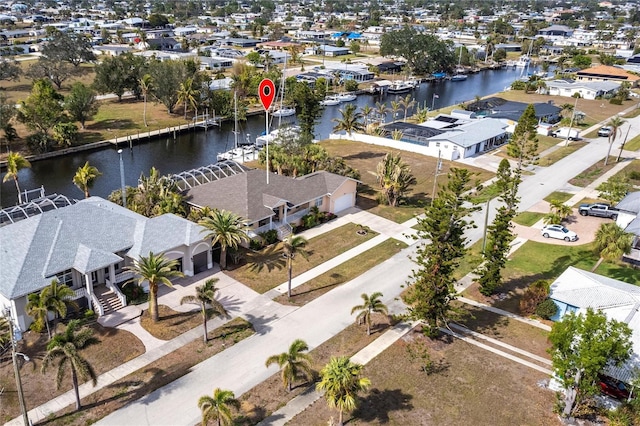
xmin=507 ymin=103 xmax=539 ymax=171
xmin=404 ymin=168 xmax=477 ymax=335
xmin=476 ymin=159 xmax=521 ymax=296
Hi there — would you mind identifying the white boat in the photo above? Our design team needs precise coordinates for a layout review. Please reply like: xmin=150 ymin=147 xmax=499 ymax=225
xmin=272 ymin=107 xmax=296 ymax=117
xmin=255 ymin=125 xmax=300 ymax=148
xmin=387 ymin=81 xmax=413 ymax=94
xmin=515 ymin=55 xmax=530 ymax=68
xmin=450 ymin=74 xmax=467 ymax=81
xmin=321 ymin=95 xmax=340 ymax=106
xmin=336 ymin=92 xmax=357 ymax=102
xmin=217 ymin=92 xmax=258 ymax=163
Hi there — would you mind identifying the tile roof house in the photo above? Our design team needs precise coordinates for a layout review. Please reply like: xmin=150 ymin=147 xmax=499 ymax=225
xmin=0 ymin=197 xmax=213 ymax=331
xmin=185 ymin=169 xmax=358 ymax=239
xmin=549 ymin=267 xmax=640 ymax=384
xmin=575 ymin=65 xmax=640 ymax=87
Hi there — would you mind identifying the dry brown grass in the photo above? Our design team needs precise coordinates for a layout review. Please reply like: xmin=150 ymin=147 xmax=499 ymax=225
xmin=319 ymin=140 xmax=494 ymax=223
xmin=0 ymin=322 xmax=144 ymax=423
xmin=237 ymin=319 xmax=394 ymax=425
xmin=140 ymin=304 xmax=208 ymax=340
xmin=290 ymin=327 xmax=559 ymax=426
xmin=275 ymin=238 xmax=407 ymax=307
xmin=226 ymin=223 xmax=376 ymax=294
xmin=569 ymin=157 xmax=619 ymax=187
xmin=36 ymin=318 xmax=253 ymax=426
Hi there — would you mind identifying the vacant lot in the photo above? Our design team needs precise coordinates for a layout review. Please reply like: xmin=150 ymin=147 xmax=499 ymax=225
xmin=320 ymin=140 xmax=494 ymax=223
xmin=290 ymin=328 xmax=558 ymax=426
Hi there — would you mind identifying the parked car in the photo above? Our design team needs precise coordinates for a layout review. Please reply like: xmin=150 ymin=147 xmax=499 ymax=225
xmin=541 ymin=224 xmax=578 ymax=242
xmin=598 ymin=126 xmax=612 ymax=137
xmin=579 ymin=203 xmax=619 ymax=220
xmin=599 ymin=375 xmax=630 ymax=400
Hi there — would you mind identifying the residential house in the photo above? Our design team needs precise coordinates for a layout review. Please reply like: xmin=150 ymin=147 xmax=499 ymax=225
xmin=575 ymin=65 xmax=640 ymax=88
xmin=316 ymin=45 xmax=350 ymax=57
xmin=549 ymin=267 xmax=640 ymax=384
xmin=466 ymin=97 xmax=562 ymax=124
xmin=544 ymin=79 xmax=620 ymax=100
xmin=184 ymin=168 xmax=358 ymax=240
xmin=615 ymin=191 xmax=640 ymax=266
xmin=537 ymin=24 xmax=574 ymax=40
xmin=0 ymin=197 xmax=213 ymax=332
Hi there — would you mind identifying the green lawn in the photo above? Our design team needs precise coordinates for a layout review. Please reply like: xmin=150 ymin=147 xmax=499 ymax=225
xmin=505 ymin=241 xmax=640 ymax=286
xmin=225 ymin=223 xmax=377 ymax=293
xmin=543 ymin=191 xmax=573 ymax=203
xmin=513 ymin=211 xmax=544 ymax=226
xmin=454 ymin=239 xmax=485 ymax=281
xmin=568 ymin=158 xmax=617 ymax=188
xmin=539 ymin=142 xmax=587 ymax=166
xmin=276 ymin=238 xmax=407 ymax=306
xmin=625 ymin=135 xmax=640 ymax=152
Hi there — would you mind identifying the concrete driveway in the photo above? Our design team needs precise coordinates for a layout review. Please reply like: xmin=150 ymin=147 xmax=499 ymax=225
xmin=512 ymin=208 xmax=608 ymax=245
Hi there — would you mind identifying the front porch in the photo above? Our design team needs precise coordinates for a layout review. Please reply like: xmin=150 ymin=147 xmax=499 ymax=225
xmin=248 ymin=206 xmax=311 ymax=240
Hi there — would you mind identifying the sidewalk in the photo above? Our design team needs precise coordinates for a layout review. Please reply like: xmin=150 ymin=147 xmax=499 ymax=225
xmin=8 ymin=208 xmax=419 ymax=426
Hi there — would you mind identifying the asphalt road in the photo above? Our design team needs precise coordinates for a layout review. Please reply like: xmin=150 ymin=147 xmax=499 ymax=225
xmin=98 ymin=112 xmax=640 ymax=425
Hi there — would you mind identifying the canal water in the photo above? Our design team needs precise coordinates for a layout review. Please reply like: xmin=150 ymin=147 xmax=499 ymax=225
xmin=1 ymin=66 xmax=533 ymax=207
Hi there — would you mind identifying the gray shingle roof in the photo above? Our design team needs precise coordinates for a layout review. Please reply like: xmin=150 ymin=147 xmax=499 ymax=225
xmin=617 ymin=191 xmax=640 ymax=214
xmin=185 ymin=169 xmax=356 ymax=223
xmin=0 ymin=197 xmax=208 ymax=299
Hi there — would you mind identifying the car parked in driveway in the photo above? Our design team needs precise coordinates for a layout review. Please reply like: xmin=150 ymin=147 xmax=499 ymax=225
xmin=541 ymin=224 xmax=578 ymax=242
xmin=598 ymin=126 xmax=612 ymax=137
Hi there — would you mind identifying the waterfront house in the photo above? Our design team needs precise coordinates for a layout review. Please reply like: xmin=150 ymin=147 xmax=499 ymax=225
xmin=615 ymin=191 xmax=640 ymax=266
xmin=184 ymin=168 xmax=358 ymax=240
xmin=544 ymin=79 xmax=620 ymax=100
xmin=0 ymin=197 xmax=213 ymax=332
xmin=575 ymin=65 xmax=640 ymax=88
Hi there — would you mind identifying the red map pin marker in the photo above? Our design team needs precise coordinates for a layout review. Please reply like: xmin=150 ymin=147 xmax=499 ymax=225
xmin=258 ymin=78 xmax=276 ymax=111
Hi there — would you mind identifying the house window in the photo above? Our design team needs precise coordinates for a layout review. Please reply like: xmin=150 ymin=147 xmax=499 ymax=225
xmin=55 ymin=269 xmax=73 ymax=286
xmin=435 ymin=142 xmax=440 ymax=147
xmin=315 ymin=197 xmax=322 ymax=207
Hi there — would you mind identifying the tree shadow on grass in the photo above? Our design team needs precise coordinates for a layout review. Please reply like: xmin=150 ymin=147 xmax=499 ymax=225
xmin=342 ymin=151 xmax=386 ymax=161
xmin=352 ymin=388 xmax=413 ymax=423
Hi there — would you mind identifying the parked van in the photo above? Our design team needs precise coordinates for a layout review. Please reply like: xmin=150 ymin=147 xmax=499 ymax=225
xmin=551 ymin=127 xmax=580 ymax=140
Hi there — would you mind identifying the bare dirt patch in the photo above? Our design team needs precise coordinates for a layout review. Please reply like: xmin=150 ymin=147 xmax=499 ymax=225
xmin=0 ymin=322 xmax=144 ymax=423
xmin=289 ymin=328 xmax=559 ymax=426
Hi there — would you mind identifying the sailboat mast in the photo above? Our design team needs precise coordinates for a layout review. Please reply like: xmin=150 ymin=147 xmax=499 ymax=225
xmin=278 ymin=58 xmax=287 ymax=128
xmin=233 ymin=91 xmax=238 ymax=149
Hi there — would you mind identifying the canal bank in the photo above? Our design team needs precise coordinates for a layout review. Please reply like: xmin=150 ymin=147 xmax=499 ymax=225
xmin=1 ymin=66 xmax=532 ymax=206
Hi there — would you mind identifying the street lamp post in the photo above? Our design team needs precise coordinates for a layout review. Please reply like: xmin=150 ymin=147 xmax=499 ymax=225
xmin=118 ymin=149 xmax=126 ymax=207
xmin=431 ymin=93 xmax=439 ymax=112
xmin=6 ymin=310 xmax=29 ymax=426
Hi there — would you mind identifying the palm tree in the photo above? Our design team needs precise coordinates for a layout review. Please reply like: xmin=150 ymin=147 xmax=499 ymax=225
xmin=316 ymin=356 xmax=371 ymax=426
xmin=199 ymin=210 xmax=249 ymax=270
xmin=592 ymin=223 xmax=633 ymax=272
xmin=176 ymin=77 xmax=199 ymax=120
xmin=282 ymin=235 xmax=310 ymax=298
xmin=375 ymin=152 xmax=416 ymax=207
xmin=41 ymin=320 xmax=99 ymax=411
xmin=42 ymin=279 xmax=77 ymax=332
xmin=125 ymin=251 xmax=184 ymax=322
xmin=180 ymin=278 xmax=227 ymax=343
xmin=72 ymin=161 xmax=101 ymax=198
xmin=3 ymin=151 xmax=31 ymax=204
xmin=360 ymin=105 xmax=372 ymax=129
xmin=390 ymin=100 xmax=401 ymax=122
xmin=198 ymin=388 xmax=240 ymax=426
xmin=543 ymin=199 xmax=573 ymax=225
xmin=375 ymin=102 xmax=387 ymax=124
xmin=399 ymin=94 xmax=416 ymax=122
xmin=604 ymin=116 xmax=626 ymax=165
xmin=350 ymin=292 xmax=389 ymax=335
xmin=265 ymin=339 xmax=313 ymax=391
xmin=26 ymin=291 xmax=51 ymax=338
xmin=332 ymin=104 xmax=364 ymax=136
xmin=139 ymin=74 xmax=153 ymax=127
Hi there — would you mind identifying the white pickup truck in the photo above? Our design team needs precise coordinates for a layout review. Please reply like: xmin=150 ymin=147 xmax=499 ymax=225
xmin=551 ymin=127 xmax=580 ymax=140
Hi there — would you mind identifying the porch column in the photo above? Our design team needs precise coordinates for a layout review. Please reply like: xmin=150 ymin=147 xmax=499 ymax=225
xmin=184 ymin=246 xmax=194 ymax=277
xmin=269 ymin=216 xmax=273 ymax=230
xmin=207 ymin=248 xmax=213 ymax=269
xmin=108 ymin=264 xmax=116 ymax=285
xmin=84 ymin=273 xmax=93 ymax=307
xmin=283 ymin=206 xmax=288 ymax=224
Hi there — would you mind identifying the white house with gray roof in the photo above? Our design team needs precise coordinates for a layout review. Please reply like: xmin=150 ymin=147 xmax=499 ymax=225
xmin=549 ymin=267 xmax=640 ymax=384
xmin=543 ymin=79 xmax=620 ymax=100
xmin=0 ymin=197 xmax=213 ymax=332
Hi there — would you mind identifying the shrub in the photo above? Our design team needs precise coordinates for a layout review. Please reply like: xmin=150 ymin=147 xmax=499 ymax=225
xmin=260 ymin=229 xmax=278 ymax=245
xmin=122 ymin=283 xmax=148 ymax=305
xmin=610 ymin=98 xmax=623 ymax=105
xmin=345 ymin=79 xmax=359 ymax=92
xmin=519 ymin=279 xmax=550 ymax=315
xmin=249 ymin=238 xmax=265 ymax=251
xmin=627 ymin=171 xmax=640 ymax=181
xmin=535 ymin=298 xmax=558 ymax=319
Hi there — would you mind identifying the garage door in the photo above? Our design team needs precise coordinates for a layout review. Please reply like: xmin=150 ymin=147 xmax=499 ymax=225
xmin=193 ymin=251 xmax=209 ymax=274
xmin=333 ymin=193 xmax=353 ymax=213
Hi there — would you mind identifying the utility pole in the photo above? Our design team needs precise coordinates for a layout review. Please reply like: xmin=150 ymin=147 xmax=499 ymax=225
xmin=431 ymin=149 xmax=442 ymax=201
xmin=616 ymin=124 xmax=632 ymax=163
xmin=564 ymin=96 xmax=578 ymax=147
xmin=6 ymin=311 xmax=29 ymax=426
